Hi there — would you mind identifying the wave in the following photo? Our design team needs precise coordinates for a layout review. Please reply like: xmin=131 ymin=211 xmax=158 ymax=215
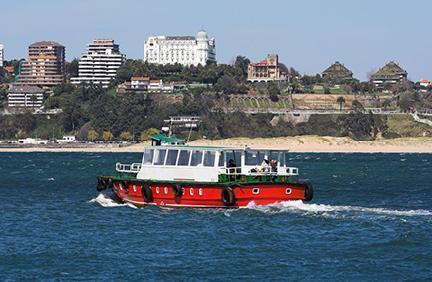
xmin=244 ymin=200 xmax=432 ymax=217
xmin=88 ymin=194 xmax=431 ymax=217
xmin=89 ymin=193 xmax=128 ymax=208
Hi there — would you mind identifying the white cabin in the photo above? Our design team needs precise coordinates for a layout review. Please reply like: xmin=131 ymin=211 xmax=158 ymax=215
xmin=116 ymin=146 xmax=299 ymax=183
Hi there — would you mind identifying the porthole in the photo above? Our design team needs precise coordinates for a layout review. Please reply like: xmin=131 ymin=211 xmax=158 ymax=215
xmin=155 ymin=186 xmax=160 ymax=194
xmin=164 ymin=187 xmax=168 ymax=194
xmin=190 ymin=187 xmax=194 ymax=196
xmin=198 ymin=188 xmax=203 ymax=196
xmin=286 ymin=188 xmax=292 ymax=195
xmin=252 ymin=188 xmax=260 ymax=194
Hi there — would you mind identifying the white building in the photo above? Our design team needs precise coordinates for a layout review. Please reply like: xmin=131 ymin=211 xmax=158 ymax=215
xmin=71 ymin=39 xmax=126 ymax=88
xmin=7 ymin=85 xmax=45 ymax=109
xmin=144 ymin=30 xmax=216 ymax=66
xmin=131 ymin=76 xmax=150 ymax=90
xmin=0 ymin=44 xmax=4 ymax=67
xmin=57 ymin=136 xmax=76 ymax=143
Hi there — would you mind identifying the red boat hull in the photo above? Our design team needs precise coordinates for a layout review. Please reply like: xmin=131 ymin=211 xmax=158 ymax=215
xmin=110 ymin=180 xmax=312 ymax=208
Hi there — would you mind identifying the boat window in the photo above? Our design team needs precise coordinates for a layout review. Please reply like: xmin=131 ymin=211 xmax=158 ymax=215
xmin=154 ymin=149 xmax=166 ymax=165
xmin=245 ymin=150 xmax=266 ymax=166
xmin=177 ymin=150 xmax=190 ymax=166
xmin=165 ymin=149 xmax=178 ymax=166
xmin=218 ymin=151 xmax=225 ymax=167
xmin=269 ymin=151 xmax=283 ymax=166
xmin=190 ymin=150 xmax=203 ymax=166
xmin=225 ymin=150 xmax=242 ymax=167
xmin=143 ymin=149 xmax=154 ymax=165
xmin=203 ymin=151 xmax=216 ymax=167
xmin=284 ymin=152 xmax=290 ymax=167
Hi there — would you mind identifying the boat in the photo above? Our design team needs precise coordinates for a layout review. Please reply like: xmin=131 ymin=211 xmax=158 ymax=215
xmin=96 ymin=135 xmax=313 ymax=208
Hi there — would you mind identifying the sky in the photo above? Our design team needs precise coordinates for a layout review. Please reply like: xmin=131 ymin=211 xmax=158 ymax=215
xmin=2 ymin=0 xmax=431 ymax=81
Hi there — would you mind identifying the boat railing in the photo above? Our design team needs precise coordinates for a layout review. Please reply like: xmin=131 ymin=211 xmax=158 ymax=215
xmin=116 ymin=162 xmax=142 ymax=173
xmin=219 ymin=166 xmax=299 ymax=176
xmin=285 ymin=167 xmax=299 ymax=176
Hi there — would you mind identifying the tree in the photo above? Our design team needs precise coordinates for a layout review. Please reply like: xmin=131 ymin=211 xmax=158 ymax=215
xmin=339 ymin=112 xmax=387 ymax=141
xmin=14 ymin=113 xmax=37 ymax=133
xmin=267 ymin=82 xmax=280 ymax=102
xmin=102 ymin=131 xmax=114 ymax=141
xmin=62 ymin=97 xmax=86 ymax=131
xmin=30 ymin=94 xmax=38 ymax=110
xmin=119 ymin=131 xmax=133 ymax=141
xmin=337 ymin=96 xmax=346 ymax=111
xmin=65 ymin=59 xmax=79 ymax=78
xmin=87 ymin=130 xmax=98 ymax=141
xmin=381 ymin=99 xmax=392 ymax=110
xmin=399 ymin=92 xmax=413 ymax=112
xmin=351 ymin=100 xmax=364 ymax=113
xmin=233 ymin=56 xmax=250 ymax=80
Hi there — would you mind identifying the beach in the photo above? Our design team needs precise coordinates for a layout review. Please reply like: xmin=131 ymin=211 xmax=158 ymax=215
xmin=1 ymin=136 xmax=432 ymax=153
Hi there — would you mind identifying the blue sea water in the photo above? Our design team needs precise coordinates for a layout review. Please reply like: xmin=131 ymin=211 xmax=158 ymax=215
xmin=0 ymin=152 xmax=431 ymax=281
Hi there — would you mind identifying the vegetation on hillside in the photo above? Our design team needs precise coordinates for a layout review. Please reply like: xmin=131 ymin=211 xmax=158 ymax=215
xmin=1 ymin=55 xmax=432 ymax=141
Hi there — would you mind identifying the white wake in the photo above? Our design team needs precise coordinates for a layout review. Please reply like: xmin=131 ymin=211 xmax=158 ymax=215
xmin=244 ymin=200 xmax=432 ymax=217
xmin=89 ymin=193 xmax=128 ymax=208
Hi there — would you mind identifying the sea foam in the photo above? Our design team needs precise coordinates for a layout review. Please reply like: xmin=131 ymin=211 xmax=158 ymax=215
xmin=89 ymin=193 xmax=127 ymax=208
xmin=244 ymin=200 xmax=432 ymax=217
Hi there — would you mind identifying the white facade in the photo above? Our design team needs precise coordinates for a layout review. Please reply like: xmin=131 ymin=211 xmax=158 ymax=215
xmin=144 ymin=30 xmax=216 ymax=66
xmin=58 ymin=136 xmax=76 ymax=143
xmin=0 ymin=44 xmax=4 ymax=67
xmin=7 ymin=85 xmax=45 ymax=109
xmin=71 ymin=39 xmax=125 ymax=88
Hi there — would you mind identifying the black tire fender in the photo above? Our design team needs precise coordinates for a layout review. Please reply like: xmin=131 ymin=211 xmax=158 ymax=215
xmin=121 ymin=181 xmax=129 ymax=194
xmin=172 ymin=184 xmax=184 ymax=197
xmin=141 ymin=183 xmax=153 ymax=202
xmin=303 ymin=181 xmax=314 ymax=202
xmin=221 ymin=187 xmax=236 ymax=207
xmin=107 ymin=178 xmax=113 ymax=188
xmin=96 ymin=177 xmax=106 ymax=191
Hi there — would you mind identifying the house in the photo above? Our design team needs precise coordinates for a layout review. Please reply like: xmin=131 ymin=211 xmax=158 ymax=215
xmin=247 ymin=54 xmax=289 ymax=82
xmin=419 ymin=80 xmax=432 ymax=88
xmin=322 ymin=61 xmax=353 ymax=81
xmin=131 ymin=76 xmax=150 ymax=90
xmin=370 ymin=61 xmax=408 ymax=89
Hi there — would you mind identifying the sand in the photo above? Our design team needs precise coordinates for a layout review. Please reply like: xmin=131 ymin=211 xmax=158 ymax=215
xmin=1 ymin=136 xmax=432 ymax=153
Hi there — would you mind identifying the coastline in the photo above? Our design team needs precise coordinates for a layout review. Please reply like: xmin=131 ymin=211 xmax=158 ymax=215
xmin=1 ymin=136 xmax=432 ymax=153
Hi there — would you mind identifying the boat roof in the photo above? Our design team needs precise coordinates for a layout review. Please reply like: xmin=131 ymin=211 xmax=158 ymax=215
xmin=150 ymin=134 xmax=185 ymax=143
xmin=148 ymin=144 xmax=289 ymax=151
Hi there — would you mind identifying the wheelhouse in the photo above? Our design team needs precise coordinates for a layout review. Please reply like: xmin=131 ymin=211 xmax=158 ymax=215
xmin=116 ymin=146 xmax=299 ymax=183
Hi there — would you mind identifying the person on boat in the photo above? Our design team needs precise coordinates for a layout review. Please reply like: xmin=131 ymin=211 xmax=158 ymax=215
xmin=270 ymin=159 xmax=278 ymax=173
xmin=227 ymin=159 xmax=236 ymax=173
xmin=258 ymin=157 xmax=271 ymax=173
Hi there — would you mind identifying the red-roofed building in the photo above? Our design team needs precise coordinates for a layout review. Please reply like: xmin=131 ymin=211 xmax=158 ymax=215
xmin=247 ymin=54 xmax=289 ymax=82
xmin=131 ymin=76 xmax=150 ymax=90
xmin=3 ymin=66 xmax=14 ymax=74
xmin=419 ymin=79 xmax=432 ymax=88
